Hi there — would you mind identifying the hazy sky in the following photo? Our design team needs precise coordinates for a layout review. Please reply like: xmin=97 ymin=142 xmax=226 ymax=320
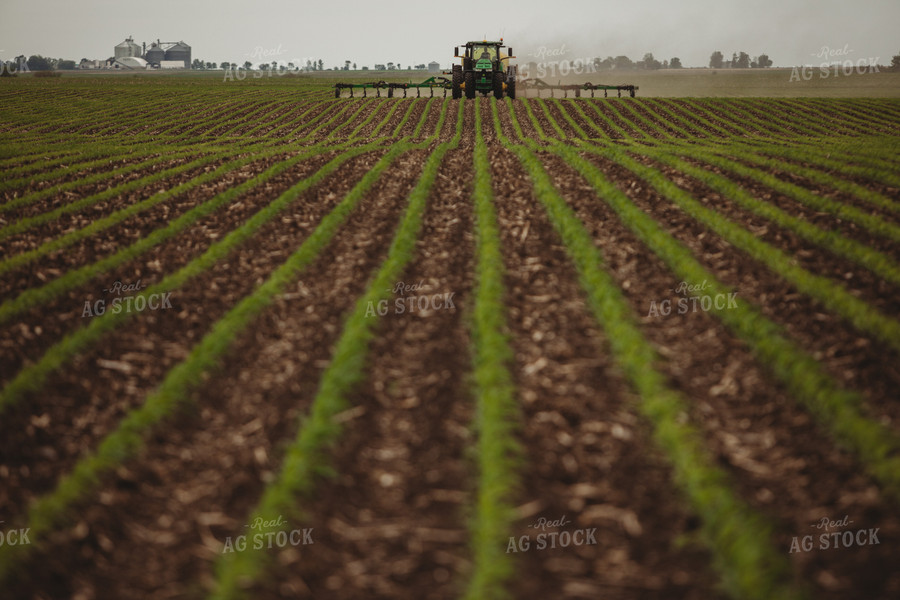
xmin=1 ymin=0 xmax=897 ymax=68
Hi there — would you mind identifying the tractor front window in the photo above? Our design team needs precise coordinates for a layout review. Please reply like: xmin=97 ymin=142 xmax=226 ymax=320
xmin=476 ymin=46 xmax=495 ymax=62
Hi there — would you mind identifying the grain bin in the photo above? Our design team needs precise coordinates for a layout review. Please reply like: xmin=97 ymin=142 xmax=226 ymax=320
xmin=165 ymin=42 xmax=191 ymax=68
xmin=114 ymin=36 xmax=142 ymax=59
xmin=145 ymin=43 xmax=166 ymax=66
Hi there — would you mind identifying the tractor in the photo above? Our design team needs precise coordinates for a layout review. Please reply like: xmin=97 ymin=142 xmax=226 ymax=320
xmin=332 ymin=39 xmax=638 ymax=99
xmin=452 ymin=40 xmax=516 ymax=100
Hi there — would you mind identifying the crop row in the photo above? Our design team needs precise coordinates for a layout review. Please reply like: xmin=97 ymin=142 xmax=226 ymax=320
xmin=0 ymin=91 xmax=897 ymax=598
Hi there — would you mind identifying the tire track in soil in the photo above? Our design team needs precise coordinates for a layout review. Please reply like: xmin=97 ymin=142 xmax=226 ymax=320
xmin=492 ymin=107 xmax=722 ymax=599
xmin=584 ymin=150 xmax=900 ymax=428
xmin=253 ymin=103 xmax=476 ymax=600
xmin=0 ymin=148 xmax=389 ymax=518
xmin=543 ymin=150 xmax=900 ymax=599
xmin=3 ymin=147 xmax=436 ymax=600
xmin=0 ymin=147 xmax=353 ymax=377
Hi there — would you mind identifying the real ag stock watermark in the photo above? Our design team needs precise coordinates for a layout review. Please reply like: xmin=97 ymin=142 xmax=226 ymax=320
xmin=221 ymin=514 xmax=314 ymax=553
xmin=81 ymin=279 xmax=174 ymax=318
xmin=646 ymin=280 xmax=738 ymax=318
xmin=0 ymin=521 xmax=31 ymax=547
xmin=506 ymin=514 xmax=598 ymax=553
xmin=789 ymin=44 xmax=880 ymax=82
xmin=0 ymin=57 xmax=29 ymax=76
xmin=517 ymin=44 xmax=599 ymax=81
xmin=365 ymin=280 xmax=456 ymax=318
xmin=223 ymin=44 xmax=318 ymax=81
xmin=788 ymin=514 xmax=880 ymax=553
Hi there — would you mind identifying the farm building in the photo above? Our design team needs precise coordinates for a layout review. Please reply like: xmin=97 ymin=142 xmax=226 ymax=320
xmin=114 ymin=37 xmax=192 ymax=68
xmin=428 ymin=61 xmax=440 ymax=72
xmin=113 ymin=56 xmax=149 ymax=69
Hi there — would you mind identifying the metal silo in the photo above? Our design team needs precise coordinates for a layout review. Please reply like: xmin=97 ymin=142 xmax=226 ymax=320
xmin=115 ymin=36 xmax=141 ymax=59
xmin=165 ymin=42 xmax=191 ymax=68
xmin=145 ymin=43 xmax=166 ymax=66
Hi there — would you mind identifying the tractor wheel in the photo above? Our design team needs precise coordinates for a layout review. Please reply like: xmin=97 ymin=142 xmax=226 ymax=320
xmin=493 ymin=71 xmax=504 ymax=99
xmin=464 ymin=71 xmax=476 ymax=99
xmin=388 ymin=87 xmax=393 ymax=98
xmin=452 ymin=64 xmax=462 ymax=100
xmin=334 ymin=87 xmax=340 ymax=98
xmin=575 ymin=88 xmax=581 ymax=98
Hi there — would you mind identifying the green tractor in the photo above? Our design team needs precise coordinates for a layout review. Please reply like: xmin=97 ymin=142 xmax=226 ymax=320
xmin=452 ymin=40 xmax=516 ymax=100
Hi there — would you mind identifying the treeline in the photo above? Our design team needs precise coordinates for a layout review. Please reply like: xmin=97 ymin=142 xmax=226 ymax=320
xmin=709 ymin=51 xmax=772 ymax=69
xmin=1 ymin=55 xmax=77 ymax=74
xmin=519 ymin=51 xmax=774 ymax=72
xmin=588 ymin=51 xmax=773 ymax=70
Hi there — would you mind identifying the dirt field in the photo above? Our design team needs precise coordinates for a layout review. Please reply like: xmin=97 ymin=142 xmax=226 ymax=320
xmin=1 ymin=75 xmax=899 ymax=599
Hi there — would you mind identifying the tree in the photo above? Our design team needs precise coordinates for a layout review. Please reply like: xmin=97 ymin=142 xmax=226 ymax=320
xmin=353 ymin=62 xmax=357 ymax=69
xmin=317 ymin=59 xmax=323 ymax=71
xmin=57 ymin=59 xmax=76 ymax=70
xmin=593 ymin=56 xmax=614 ymax=70
xmin=892 ymin=53 xmax=900 ymax=72
xmin=192 ymin=58 xmax=203 ymax=69
xmin=344 ymin=60 xmax=351 ymax=70
xmin=735 ymin=52 xmax=751 ymax=69
xmin=387 ymin=62 xmax=394 ymax=70
xmin=669 ymin=57 xmax=683 ymax=69
xmin=709 ymin=51 xmax=724 ymax=69
xmin=243 ymin=61 xmax=253 ymax=70
xmin=613 ymin=55 xmax=634 ymax=70
xmin=27 ymin=55 xmax=53 ymax=71
xmin=642 ymin=52 xmax=661 ymax=70
xmin=756 ymin=54 xmax=772 ymax=68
